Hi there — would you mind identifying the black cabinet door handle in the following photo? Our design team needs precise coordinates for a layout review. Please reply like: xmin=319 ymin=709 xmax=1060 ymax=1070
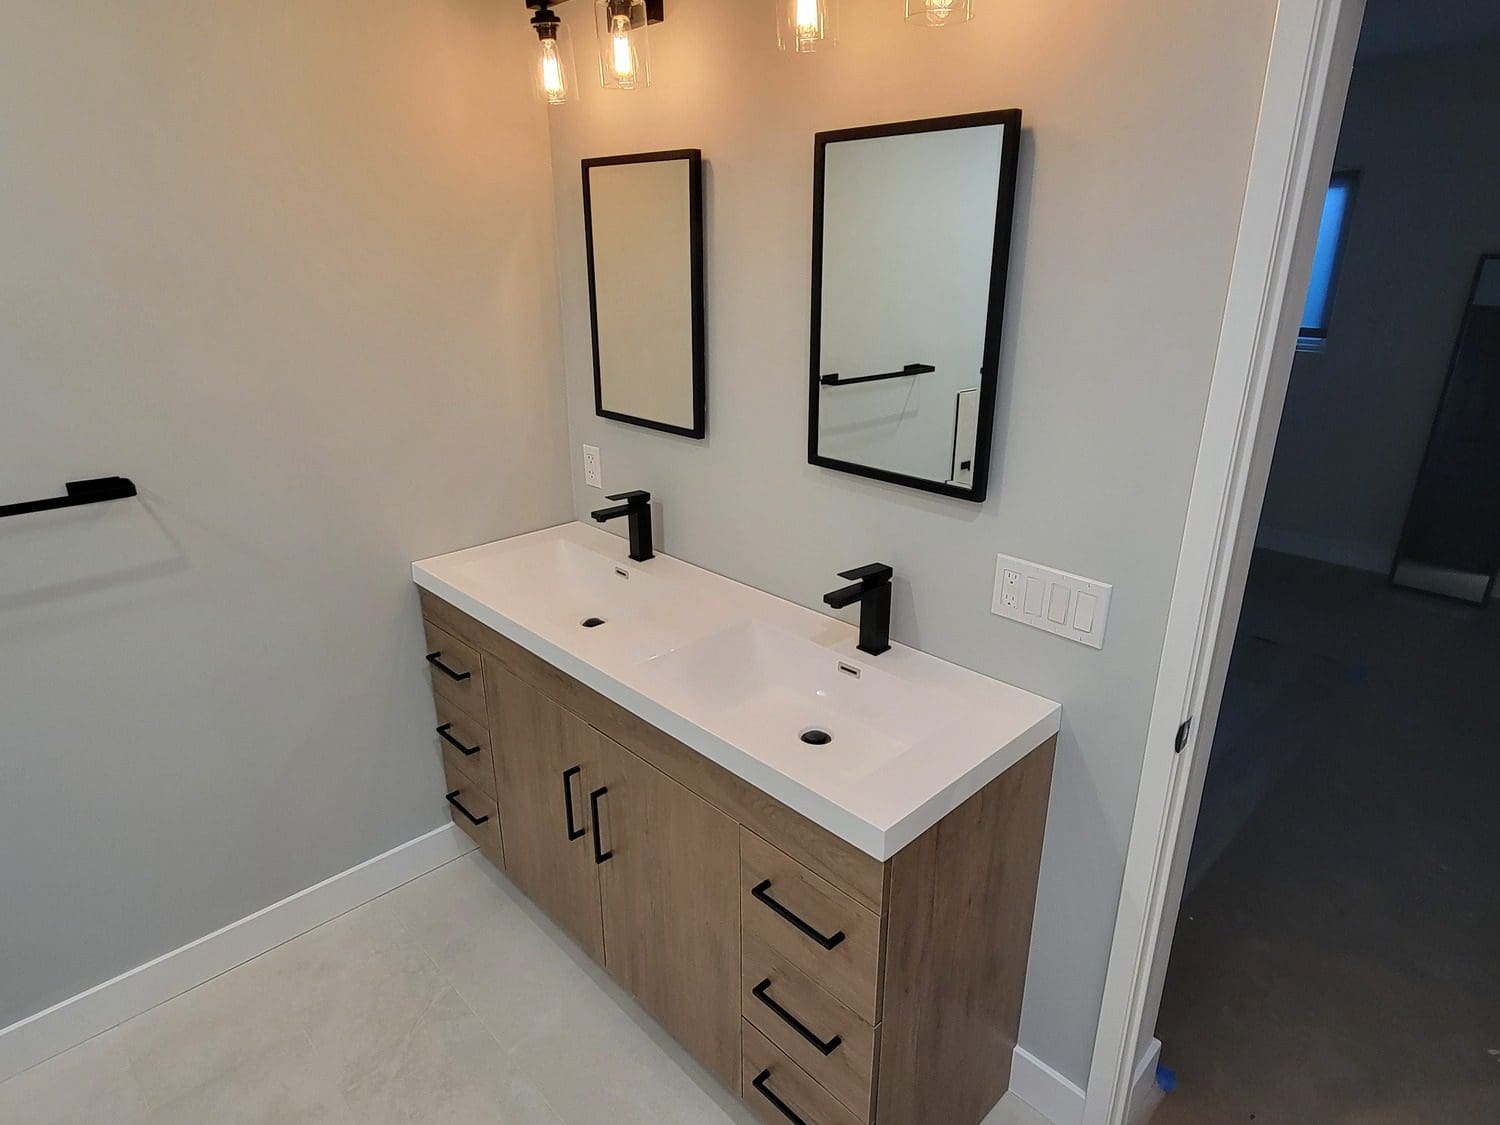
xmin=426 ymin=652 xmax=471 ymax=682
xmin=751 ymin=1069 xmax=807 ymax=1125
xmin=562 ymin=766 xmax=586 ymax=841
xmin=751 ymin=880 xmax=845 ymax=950
xmin=445 ymin=790 xmax=489 ymax=826
xmin=589 ymin=786 xmax=612 ymax=864
xmin=752 ymin=979 xmax=843 ymax=1056
xmin=436 ymin=723 xmax=480 ymax=757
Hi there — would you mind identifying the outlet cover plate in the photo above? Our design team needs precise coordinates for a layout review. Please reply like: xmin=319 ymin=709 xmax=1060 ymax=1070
xmin=992 ymin=553 xmax=1112 ymax=649
xmin=582 ymin=445 xmax=602 ymax=489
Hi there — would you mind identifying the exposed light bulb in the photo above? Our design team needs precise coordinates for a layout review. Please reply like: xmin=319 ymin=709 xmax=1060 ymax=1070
xmin=609 ymin=13 xmax=636 ymax=85
xmin=795 ymin=0 xmax=820 ymax=39
xmin=780 ymin=0 xmax=837 ymax=53
xmin=906 ymin=0 xmax=974 ymax=27
xmin=539 ymin=37 xmax=567 ymax=103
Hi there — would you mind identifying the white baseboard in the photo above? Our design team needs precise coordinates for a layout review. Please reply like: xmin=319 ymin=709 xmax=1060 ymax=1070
xmin=0 ymin=823 xmax=475 ymax=1084
xmin=1126 ymin=1037 xmax=1163 ymax=1125
xmin=1008 ymin=1038 xmax=1160 ymax=1125
xmin=1008 ymin=1046 xmax=1086 ymax=1125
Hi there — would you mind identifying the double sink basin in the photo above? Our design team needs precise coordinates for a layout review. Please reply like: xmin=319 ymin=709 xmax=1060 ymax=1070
xmin=414 ymin=522 xmax=1060 ymax=860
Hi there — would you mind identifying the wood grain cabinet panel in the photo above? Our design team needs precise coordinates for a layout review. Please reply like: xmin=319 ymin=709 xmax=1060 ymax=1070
xmin=742 ymin=1021 xmax=864 ymax=1125
xmin=742 ymin=931 xmax=877 ymax=1121
xmin=741 ymin=830 xmax=883 ymax=1025
xmin=485 ymin=658 xmax=606 ymax=964
xmin=595 ymin=735 xmax=742 ymax=1090
xmin=441 ymin=757 xmax=501 ymax=863
xmin=422 ymin=620 xmax=486 ymax=718
xmin=433 ymin=694 xmax=495 ymax=799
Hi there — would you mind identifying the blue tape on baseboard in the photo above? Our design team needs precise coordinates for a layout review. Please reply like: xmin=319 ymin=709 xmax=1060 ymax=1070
xmin=1156 ymin=1064 xmax=1177 ymax=1093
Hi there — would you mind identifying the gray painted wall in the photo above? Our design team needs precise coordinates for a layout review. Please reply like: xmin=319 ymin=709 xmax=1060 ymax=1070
xmin=1258 ymin=40 xmax=1500 ymax=573
xmin=548 ymin=0 xmax=1276 ymax=1085
xmin=0 ymin=3 xmax=571 ymax=1029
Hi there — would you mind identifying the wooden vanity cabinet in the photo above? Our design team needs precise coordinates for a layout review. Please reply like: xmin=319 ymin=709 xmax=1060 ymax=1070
xmin=418 ymin=589 xmax=1055 ymax=1125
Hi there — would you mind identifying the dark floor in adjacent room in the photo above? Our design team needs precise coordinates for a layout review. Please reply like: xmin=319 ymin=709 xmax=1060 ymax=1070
xmin=1152 ymin=550 xmax=1500 ymax=1124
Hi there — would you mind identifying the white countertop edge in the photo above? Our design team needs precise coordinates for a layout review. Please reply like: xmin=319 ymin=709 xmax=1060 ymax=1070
xmin=414 ymin=541 xmax=1062 ymax=863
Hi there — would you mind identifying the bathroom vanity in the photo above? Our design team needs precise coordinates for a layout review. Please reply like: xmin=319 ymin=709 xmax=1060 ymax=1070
xmin=413 ymin=523 xmax=1059 ymax=1125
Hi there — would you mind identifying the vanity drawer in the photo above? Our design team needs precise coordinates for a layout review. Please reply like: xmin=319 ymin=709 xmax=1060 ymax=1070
xmin=743 ymin=932 xmax=876 ymax=1121
xmin=442 ymin=758 xmax=500 ymax=859
xmin=434 ymin=695 xmax=494 ymax=799
xmin=423 ymin=620 xmax=485 ymax=717
xmin=741 ymin=830 xmax=883 ymax=1025
xmin=742 ymin=1021 xmax=864 ymax=1125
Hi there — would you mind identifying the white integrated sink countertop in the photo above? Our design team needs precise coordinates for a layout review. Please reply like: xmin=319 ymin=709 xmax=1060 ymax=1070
xmin=413 ymin=522 xmax=1060 ymax=861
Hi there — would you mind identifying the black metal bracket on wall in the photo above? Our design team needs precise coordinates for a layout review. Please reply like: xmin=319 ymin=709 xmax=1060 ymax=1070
xmin=0 ymin=477 xmax=138 ymax=521
xmin=525 ymin=0 xmax=663 ymax=22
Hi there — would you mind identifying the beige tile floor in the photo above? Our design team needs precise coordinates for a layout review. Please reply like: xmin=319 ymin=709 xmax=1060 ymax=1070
xmin=0 ymin=851 xmax=1052 ymax=1124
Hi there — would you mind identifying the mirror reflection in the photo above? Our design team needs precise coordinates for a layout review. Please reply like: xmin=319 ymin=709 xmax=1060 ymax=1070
xmin=583 ymin=149 xmax=706 ymax=437
xmin=809 ymin=112 xmax=1020 ymax=501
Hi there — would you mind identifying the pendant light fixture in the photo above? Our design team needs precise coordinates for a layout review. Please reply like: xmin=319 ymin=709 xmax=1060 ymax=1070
xmin=905 ymin=0 xmax=974 ymax=27
xmin=777 ymin=0 xmax=838 ymax=53
xmin=528 ymin=1 xmax=577 ymax=105
xmin=595 ymin=0 xmax=657 ymax=89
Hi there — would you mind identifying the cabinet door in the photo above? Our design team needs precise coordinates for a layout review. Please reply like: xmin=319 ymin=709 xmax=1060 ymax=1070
xmin=594 ymin=735 xmax=741 ymax=1089
xmin=486 ymin=659 xmax=605 ymax=963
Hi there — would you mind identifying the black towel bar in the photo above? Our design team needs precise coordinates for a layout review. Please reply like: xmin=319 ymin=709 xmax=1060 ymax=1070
xmin=0 ymin=477 xmax=138 ymax=521
xmin=819 ymin=363 xmax=936 ymax=387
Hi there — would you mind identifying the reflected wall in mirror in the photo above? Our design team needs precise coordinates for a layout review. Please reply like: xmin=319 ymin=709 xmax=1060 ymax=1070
xmin=808 ymin=111 xmax=1021 ymax=501
xmin=583 ymin=149 xmax=706 ymax=437
xmin=1391 ymin=253 xmax=1500 ymax=603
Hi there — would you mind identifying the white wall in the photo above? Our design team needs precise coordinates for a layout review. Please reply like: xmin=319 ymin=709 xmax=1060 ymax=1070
xmin=1258 ymin=39 xmax=1500 ymax=573
xmin=547 ymin=0 xmax=1276 ymax=1086
xmin=0 ymin=2 xmax=571 ymax=1030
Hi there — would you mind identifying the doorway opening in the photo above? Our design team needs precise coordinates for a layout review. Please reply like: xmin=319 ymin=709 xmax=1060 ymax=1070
xmin=1150 ymin=4 xmax=1500 ymax=1121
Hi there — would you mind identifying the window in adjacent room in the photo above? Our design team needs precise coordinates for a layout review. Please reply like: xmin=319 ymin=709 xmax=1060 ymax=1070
xmin=1298 ymin=171 xmax=1357 ymax=351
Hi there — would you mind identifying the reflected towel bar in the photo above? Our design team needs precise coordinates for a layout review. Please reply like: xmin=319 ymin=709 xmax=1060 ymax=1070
xmin=820 ymin=363 xmax=936 ymax=387
xmin=0 ymin=477 xmax=138 ymax=520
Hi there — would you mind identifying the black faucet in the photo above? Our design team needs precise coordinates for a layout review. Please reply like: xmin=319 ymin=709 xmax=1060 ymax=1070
xmin=823 ymin=563 xmax=893 ymax=656
xmin=590 ymin=490 xmax=654 ymax=562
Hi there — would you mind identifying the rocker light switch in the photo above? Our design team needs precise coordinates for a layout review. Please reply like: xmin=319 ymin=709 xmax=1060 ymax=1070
xmin=992 ymin=553 xmax=1112 ymax=649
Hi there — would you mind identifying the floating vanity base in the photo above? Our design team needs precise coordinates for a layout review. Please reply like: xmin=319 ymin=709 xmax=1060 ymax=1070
xmin=419 ymin=588 xmax=1055 ymax=1124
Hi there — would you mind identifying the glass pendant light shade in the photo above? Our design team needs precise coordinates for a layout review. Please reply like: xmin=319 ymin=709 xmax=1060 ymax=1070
xmin=532 ymin=7 xmax=577 ymax=105
xmin=905 ymin=0 xmax=974 ymax=27
xmin=595 ymin=0 xmax=651 ymax=89
xmin=778 ymin=0 xmax=839 ymax=53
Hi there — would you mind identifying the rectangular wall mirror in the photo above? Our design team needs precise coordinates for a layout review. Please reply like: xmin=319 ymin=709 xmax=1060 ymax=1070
xmin=808 ymin=111 xmax=1021 ymax=501
xmin=583 ymin=149 xmax=706 ymax=438
xmin=1391 ymin=253 xmax=1500 ymax=603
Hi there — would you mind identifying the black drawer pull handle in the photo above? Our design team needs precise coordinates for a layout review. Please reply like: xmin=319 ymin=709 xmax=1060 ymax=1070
xmin=436 ymin=723 xmax=481 ymax=757
xmin=751 ymin=1069 xmax=807 ymax=1125
xmin=752 ymin=979 xmax=843 ymax=1056
xmin=563 ymin=766 xmax=586 ymax=841
xmin=426 ymin=651 xmax=472 ymax=682
xmin=751 ymin=880 xmax=845 ymax=950
xmin=589 ymin=786 xmax=612 ymax=863
xmin=445 ymin=790 xmax=489 ymax=826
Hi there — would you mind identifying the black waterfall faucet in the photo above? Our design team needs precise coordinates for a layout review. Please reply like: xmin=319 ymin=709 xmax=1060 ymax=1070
xmin=823 ymin=563 xmax=893 ymax=656
xmin=590 ymin=490 xmax=654 ymax=562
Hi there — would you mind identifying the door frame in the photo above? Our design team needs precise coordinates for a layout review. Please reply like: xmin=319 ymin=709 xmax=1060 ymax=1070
xmin=1081 ymin=1 xmax=1368 ymax=1121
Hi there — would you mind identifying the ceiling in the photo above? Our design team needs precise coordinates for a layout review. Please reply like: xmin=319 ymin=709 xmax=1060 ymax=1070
xmin=1357 ymin=0 xmax=1500 ymax=58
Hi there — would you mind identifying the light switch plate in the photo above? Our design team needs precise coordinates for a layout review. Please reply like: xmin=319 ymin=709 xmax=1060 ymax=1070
xmin=582 ymin=445 xmax=602 ymax=489
xmin=991 ymin=553 xmax=1112 ymax=649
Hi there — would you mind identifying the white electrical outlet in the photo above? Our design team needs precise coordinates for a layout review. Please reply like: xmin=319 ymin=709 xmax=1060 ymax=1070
xmin=991 ymin=553 xmax=1112 ymax=649
xmin=582 ymin=445 xmax=602 ymax=489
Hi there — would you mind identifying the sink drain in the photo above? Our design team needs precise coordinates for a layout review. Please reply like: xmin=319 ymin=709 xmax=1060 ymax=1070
xmin=581 ymin=617 xmax=606 ymax=628
xmin=799 ymin=728 xmax=833 ymax=746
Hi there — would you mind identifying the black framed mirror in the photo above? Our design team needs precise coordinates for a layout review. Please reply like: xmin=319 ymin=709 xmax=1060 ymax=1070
xmin=807 ymin=110 xmax=1021 ymax=501
xmin=583 ymin=149 xmax=706 ymax=438
xmin=1391 ymin=253 xmax=1500 ymax=604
